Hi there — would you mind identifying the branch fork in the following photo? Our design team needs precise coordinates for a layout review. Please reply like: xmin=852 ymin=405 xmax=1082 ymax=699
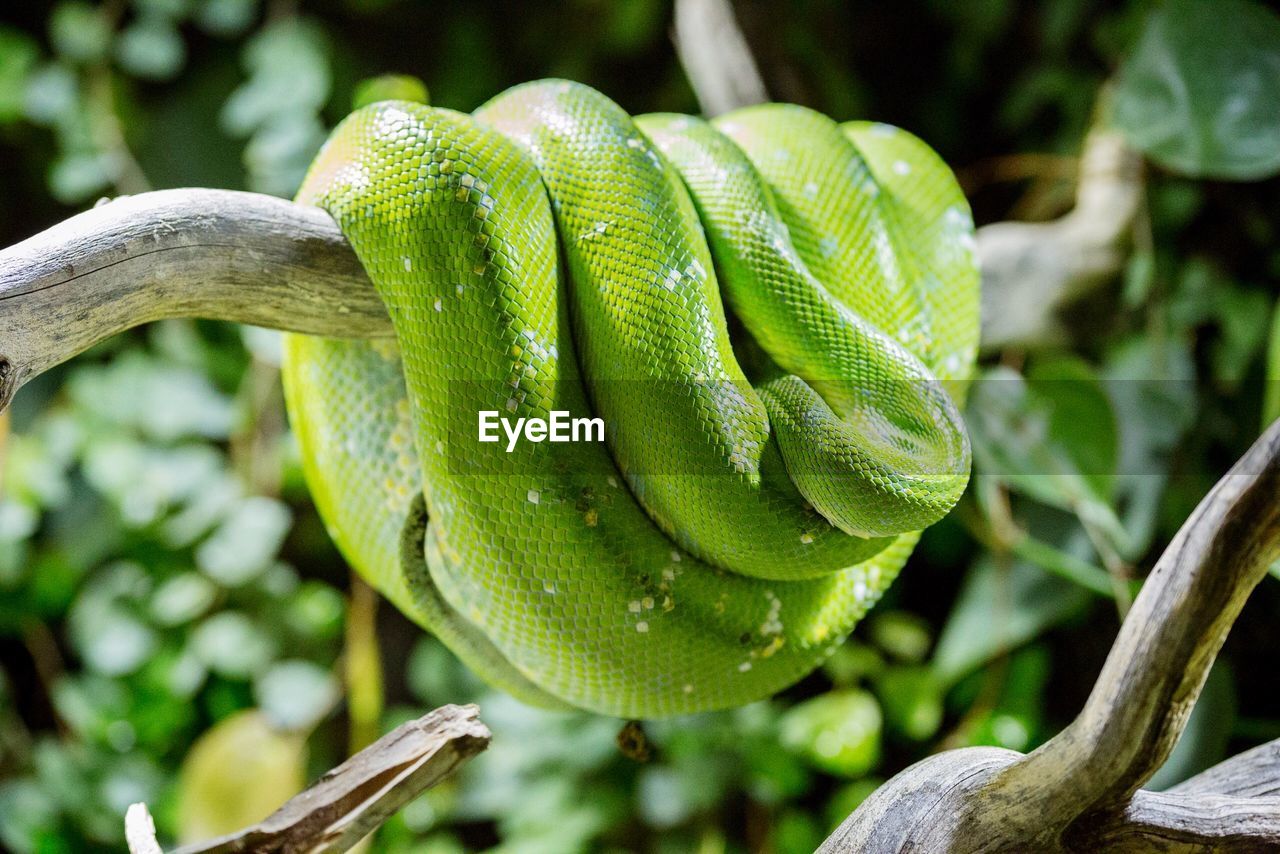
xmin=821 ymin=419 xmax=1280 ymax=852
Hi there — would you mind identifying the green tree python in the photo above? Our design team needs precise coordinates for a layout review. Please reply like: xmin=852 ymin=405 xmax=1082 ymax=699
xmin=281 ymin=80 xmax=980 ymax=718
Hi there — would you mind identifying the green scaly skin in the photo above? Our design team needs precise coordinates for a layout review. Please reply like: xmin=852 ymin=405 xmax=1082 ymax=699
xmin=281 ymin=80 xmax=979 ymax=719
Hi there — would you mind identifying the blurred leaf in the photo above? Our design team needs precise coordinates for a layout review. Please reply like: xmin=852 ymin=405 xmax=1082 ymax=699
xmin=353 ymin=74 xmax=429 ymax=109
xmin=83 ymin=440 xmax=223 ymax=527
xmin=283 ymin=580 xmax=345 ymax=640
xmin=636 ymin=766 xmax=698 ymax=828
xmin=190 ymin=611 xmax=276 ymax=678
xmin=133 ymin=0 xmax=192 ymax=17
xmin=68 ymin=562 xmax=157 ymax=676
xmin=1264 ymin=299 xmax=1280 ymax=428
xmin=176 ymin=710 xmax=305 ymax=843
xmin=115 ymin=16 xmax=187 ymax=81
xmin=0 ymin=779 xmax=61 ymax=854
xmin=0 ymin=500 xmax=39 ymax=543
xmin=779 ymin=690 xmax=882 ymax=778
xmin=824 ymin=777 xmax=882 ymax=832
xmin=240 ymin=326 xmax=284 ymax=366
xmin=241 ymin=113 xmax=328 ymax=197
xmin=71 ymin=604 xmax=157 ymax=676
xmin=875 ymin=667 xmax=944 ymax=741
xmin=1112 ymin=0 xmax=1280 ymax=180
xmin=406 ymin=636 xmax=483 ymax=705
xmin=195 ymin=0 xmax=258 ymax=37
xmin=254 ymin=660 xmax=337 ymax=732
xmin=68 ymin=352 xmax=234 ymax=441
xmin=219 ymin=17 xmax=331 ymax=196
xmin=968 ymin=359 xmax=1119 ymax=515
xmin=0 ymin=27 xmax=39 ymax=123
xmin=866 ymin=611 xmax=932 ymax=664
xmin=933 ymin=556 xmax=1089 ymax=686
xmin=196 ymin=496 xmax=291 ymax=586
xmin=49 ymin=2 xmax=111 ymax=63
xmin=48 ymin=152 xmax=112 ymax=204
xmin=773 ymin=809 xmax=823 ymax=854
xmin=221 ymin=19 xmax=329 ymax=135
xmin=821 ymin=641 xmax=885 ymax=687
xmin=963 ymin=645 xmax=1051 ymax=751
xmin=150 ymin=572 xmax=217 ymax=626
xmin=1169 ymin=259 xmax=1269 ymax=390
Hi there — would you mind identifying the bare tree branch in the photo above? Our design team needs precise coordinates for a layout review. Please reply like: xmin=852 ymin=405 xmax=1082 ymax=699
xmin=976 ymin=128 xmax=1144 ymax=350
xmin=673 ymin=0 xmax=769 ymax=116
xmin=0 ymin=189 xmax=386 ymax=412
xmin=993 ymin=418 xmax=1280 ymax=822
xmin=821 ymin=419 xmax=1280 ymax=852
xmin=1067 ymin=790 xmax=1280 ymax=852
xmin=1171 ymin=739 xmax=1280 ymax=799
xmin=167 ymin=704 xmax=489 ymax=854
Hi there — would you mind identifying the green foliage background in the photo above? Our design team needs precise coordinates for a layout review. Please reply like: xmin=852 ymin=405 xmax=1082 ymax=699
xmin=1 ymin=1 xmax=1279 ymax=851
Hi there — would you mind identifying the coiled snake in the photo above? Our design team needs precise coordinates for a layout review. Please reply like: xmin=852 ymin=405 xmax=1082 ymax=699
xmin=282 ymin=80 xmax=979 ymax=718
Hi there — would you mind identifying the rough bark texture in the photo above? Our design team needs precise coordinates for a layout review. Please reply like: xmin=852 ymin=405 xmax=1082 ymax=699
xmin=0 ymin=189 xmax=387 ymax=412
xmin=820 ymin=419 xmax=1280 ymax=852
xmin=1172 ymin=740 xmax=1280 ymax=799
xmin=165 ymin=704 xmax=489 ymax=854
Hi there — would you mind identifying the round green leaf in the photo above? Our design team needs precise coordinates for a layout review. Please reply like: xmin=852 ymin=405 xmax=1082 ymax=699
xmin=49 ymin=2 xmax=111 ymax=63
xmin=779 ymin=690 xmax=882 ymax=778
xmin=253 ymin=660 xmax=337 ymax=731
xmin=115 ymin=17 xmax=187 ymax=81
xmin=1113 ymin=0 xmax=1280 ymax=180
xmin=176 ymin=710 xmax=305 ymax=843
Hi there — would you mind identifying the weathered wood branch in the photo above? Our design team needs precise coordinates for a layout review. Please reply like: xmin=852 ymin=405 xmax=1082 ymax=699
xmin=673 ymin=0 xmax=769 ymax=116
xmin=821 ymin=419 xmax=1280 ymax=852
xmin=0 ymin=188 xmax=386 ymax=411
xmin=125 ymin=704 xmax=490 ymax=854
xmin=976 ymin=128 xmax=1144 ymax=350
xmin=1172 ymin=739 xmax=1280 ymax=799
xmin=995 ymin=418 xmax=1280 ymax=822
xmin=1066 ymin=791 xmax=1280 ymax=852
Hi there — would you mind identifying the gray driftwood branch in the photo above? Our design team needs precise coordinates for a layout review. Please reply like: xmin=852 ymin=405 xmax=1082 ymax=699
xmin=820 ymin=418 xmax=1280 ymax=852
xmin=975 ymin=128 xmax=1144 ymax=350
xmin=0 ymin=188 xmax=387 ymax=412
xmin=125 ymin=704 xmax=489 ymax=854
xmin=672 ymin=0 xmax=769 ymax=116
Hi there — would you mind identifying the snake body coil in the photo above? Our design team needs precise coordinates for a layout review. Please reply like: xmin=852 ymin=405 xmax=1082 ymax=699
xmin=282 ymin=81 xmax=979 ymax=718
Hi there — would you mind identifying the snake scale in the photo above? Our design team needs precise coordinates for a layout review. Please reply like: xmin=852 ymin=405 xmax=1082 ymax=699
xmin=281 ymin=80 xmax=979 ymax=718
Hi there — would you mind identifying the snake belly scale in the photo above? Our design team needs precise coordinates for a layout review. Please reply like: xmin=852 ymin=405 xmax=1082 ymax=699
xmin=281 ymin=80 xmax=979 ymax=718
